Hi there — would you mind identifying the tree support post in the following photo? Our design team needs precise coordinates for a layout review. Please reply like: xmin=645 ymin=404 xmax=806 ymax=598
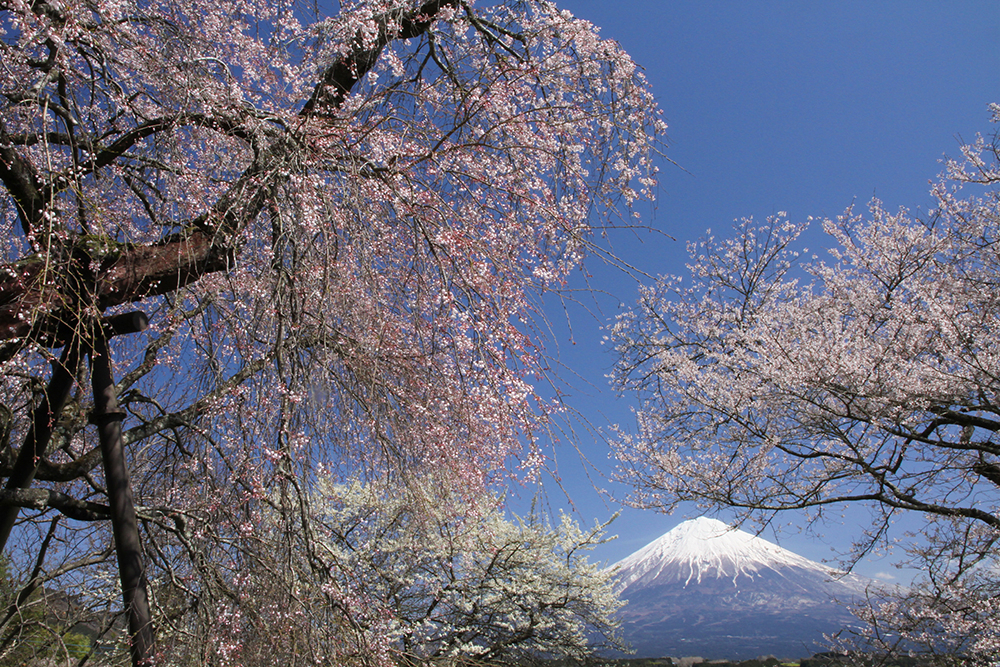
xmin=89 ymin=313 xmax=155 ymax=667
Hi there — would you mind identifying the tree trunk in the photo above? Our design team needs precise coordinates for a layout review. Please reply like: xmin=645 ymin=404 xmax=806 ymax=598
xmin=0 ymin=342 xmax=79 ymax=552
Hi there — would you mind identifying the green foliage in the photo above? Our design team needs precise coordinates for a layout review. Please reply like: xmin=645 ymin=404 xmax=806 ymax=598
xmin=0 ymin=555 xmax=92 ymax=666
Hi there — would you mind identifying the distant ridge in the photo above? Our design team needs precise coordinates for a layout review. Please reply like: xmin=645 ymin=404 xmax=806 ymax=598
xmin=613 ymin=517 xmax=872 ymax=660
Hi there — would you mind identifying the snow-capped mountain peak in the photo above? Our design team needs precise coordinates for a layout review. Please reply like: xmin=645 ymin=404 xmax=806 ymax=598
xmin=611 ymin=517 xmax=875 ymax=660
xmin=613 ymin=516 xmax=849 ymax=589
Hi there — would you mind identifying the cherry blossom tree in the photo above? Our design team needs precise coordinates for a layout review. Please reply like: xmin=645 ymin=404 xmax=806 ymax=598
xmin=612 ymin=104 xmax=1000 ymax=663
xmin=0 ymin=0 xmax=663 ymax=663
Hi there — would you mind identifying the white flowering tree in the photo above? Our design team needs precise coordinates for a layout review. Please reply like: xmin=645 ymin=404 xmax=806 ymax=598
xmin=612 ymin=104 xmax=1000 ymax=663
xmin=295 ymin=478 xmax=626 ymax=666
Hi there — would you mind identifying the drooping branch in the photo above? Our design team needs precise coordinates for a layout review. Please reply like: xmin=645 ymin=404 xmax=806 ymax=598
xmin=0 ymin=344 xmax=275 ymax=486
xmin=0 ymin=0 xmax=666 ymax=661
xmin=0 ymin=0 xmax=462 ymax=349
xmin=0 ymin=122 xmax=47 ymax=238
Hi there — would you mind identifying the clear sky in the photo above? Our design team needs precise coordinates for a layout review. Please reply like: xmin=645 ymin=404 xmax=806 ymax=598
xmin=513 ymin=1 xmax=1000 ymax=580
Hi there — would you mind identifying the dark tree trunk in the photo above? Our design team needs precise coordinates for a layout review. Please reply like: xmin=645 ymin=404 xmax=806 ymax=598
xmin=0 ymin=342 xmax=80 ymax=551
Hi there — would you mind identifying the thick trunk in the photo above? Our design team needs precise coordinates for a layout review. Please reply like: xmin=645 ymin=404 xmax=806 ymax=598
xmin=0 ymin=229 xmax=232 ymax=345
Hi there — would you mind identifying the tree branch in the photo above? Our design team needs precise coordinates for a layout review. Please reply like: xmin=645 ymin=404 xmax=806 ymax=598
xmin=0 ymin=122 xmax=47 ymax=237
xmin=0 ymin=487 xmax=109 ymax=521
xmin=0 ymin=0 xmax=461 ymax=348
xmin=301 ymin=0 xmax=459 ymax=115
xmin=86 ymin=113 xmax=256 ymax=174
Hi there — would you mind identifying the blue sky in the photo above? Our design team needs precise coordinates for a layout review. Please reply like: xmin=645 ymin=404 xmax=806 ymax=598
xmin=516 ymin=1 xmax=1000 ymax=579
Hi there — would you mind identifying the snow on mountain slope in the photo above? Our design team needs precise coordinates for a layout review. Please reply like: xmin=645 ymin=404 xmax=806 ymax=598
xmin=614 ymin=516 xmax=867 ymax=592
xmin=611 ymin=517 xmax=875 ymax=660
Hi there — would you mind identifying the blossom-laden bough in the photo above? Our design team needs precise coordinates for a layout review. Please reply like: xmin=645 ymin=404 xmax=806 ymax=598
xmin=0 ymin=0 xmax=663 ymax=663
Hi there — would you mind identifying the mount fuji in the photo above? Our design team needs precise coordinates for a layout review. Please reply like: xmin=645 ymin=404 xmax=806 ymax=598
xmin=612 ymin=517 xmax=873 ymax=660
